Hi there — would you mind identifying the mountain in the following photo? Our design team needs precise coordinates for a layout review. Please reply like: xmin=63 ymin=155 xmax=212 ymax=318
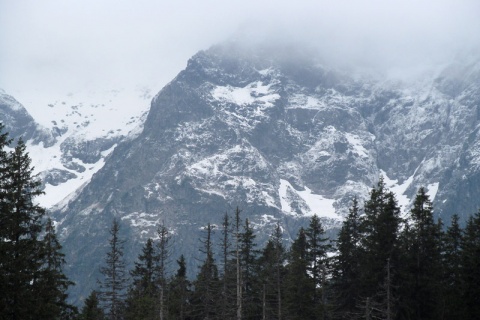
xmin=2 ymin=41 xmax=480 ymax=304
xmin=0 ymin=88 xmax=150 ymax=208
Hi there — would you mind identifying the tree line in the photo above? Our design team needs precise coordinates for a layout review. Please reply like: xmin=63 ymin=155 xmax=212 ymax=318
xmin=85 ymin=180 xmax=480 ymax=320
xmin=1 ymin=123 xmax=480 ymax=320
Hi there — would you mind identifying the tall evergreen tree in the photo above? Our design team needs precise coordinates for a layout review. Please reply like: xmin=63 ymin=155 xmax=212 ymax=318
xmin=234 ymin=207 xmax=243 ymax=320
xmin=397 ymin=188 xmax=442 ymax=319
xmin=331 ymin=197 xmax=362 ymax=319
xmin=157 ymin=223 xmax=172 ymax=320
xmin=191 ymin=223 xmax=219 ymax=319
xmin=80 ymin=291 xmax=105 ymax=320
xmin=305 ymin=214 xmax=331 ymax=319
xmin=124 ymin=238 xmax=158 ymax=320
xmin=284 ymin=228 xmax=315 ymax=320
xmin=36 ymin=218 xmax=77 ymax=319
xmin=218 ymin=212 xmax=236 ymax=319
xmin=257 ymin=223 xmax=286 ymax=320
xmin=239 ymin=218 xmax=260 ymax=319
xmin=168 ymin=255 xmax=191 ymax=320
xmin=358 ymin=177 xmax=402 ymax=317
xmin=461 ymin=211 xmax=480 ymax=320
xmin=441 ymin=214 xmax=465 ymax=319
xmin=0 ymin=134 xmax=75 ymax=319
xmin=99 ymin=218 xmax=127 ymax=320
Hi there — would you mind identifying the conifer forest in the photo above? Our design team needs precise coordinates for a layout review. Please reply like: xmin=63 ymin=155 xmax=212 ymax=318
xmin=2 ymin=125 xmax=480 ymax=320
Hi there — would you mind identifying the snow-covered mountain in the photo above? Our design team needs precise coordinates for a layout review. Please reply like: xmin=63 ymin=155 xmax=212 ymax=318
xmin=0 ymin=87 xmax=151 ymax=208
xmin=2 ymin=41 xmax=480 ymax=303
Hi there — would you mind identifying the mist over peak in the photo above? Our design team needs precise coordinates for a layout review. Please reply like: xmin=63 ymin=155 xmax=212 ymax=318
xmin=1 ymin=0 xmax=478 ymax=99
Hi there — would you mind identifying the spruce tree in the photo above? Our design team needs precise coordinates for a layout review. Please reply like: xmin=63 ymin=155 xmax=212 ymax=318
xmin=234 ymin=207 xmax=242 ymax=320
xmin=99 ymin=218 xmax=127 ymax=320
xmin=461 ymin=211 xmax=480 ymax=320
xmin=191 ymin=223 xmax=219 ymax=319
xmin=168 ymin=255 xmax=191 ymax=320
xmin=36 ymin=218 xmax=77 ymax=319
xmin=239 ymin=218 xmax=260 ymax=319
xmin=331 ymin=197 xmax=362 ymax=319
xmin=124 ymin=238 xmax=158 ymax=320
xmin=218 ymin=212 xmax=236 ymax=319
xmin=80 ymin=291 xmax=105 ymax=320
xmin=257 ymin=223 xmax=286 ymax=320
xmin=441 ymin=214 xmax=466 ymax=318
xmin=398 ymin=188 xmax=442 ymax=319
xmin=305 ymin=214 xmax=331 ymax=319
xmin=156 ymin=223 xmax=172 ymax=320
xmin=284 ymin=228 xmax=315 ymax=320
xmin=359 ymin=177 xmax=401 ymax=314
xmin=0 ymin=136 xmax=63 ymax=319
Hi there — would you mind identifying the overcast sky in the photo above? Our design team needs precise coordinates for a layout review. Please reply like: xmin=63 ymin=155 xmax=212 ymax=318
xmin=1 ymin=0 xmax=479 ymax=99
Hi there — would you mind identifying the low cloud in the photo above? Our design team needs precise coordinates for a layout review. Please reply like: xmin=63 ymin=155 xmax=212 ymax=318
xmin=1 ymin=0 xmax=479 ymax=96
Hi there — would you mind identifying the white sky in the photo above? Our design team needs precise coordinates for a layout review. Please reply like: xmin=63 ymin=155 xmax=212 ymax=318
xmin=1 ymin=0 xmax=479 ymax=100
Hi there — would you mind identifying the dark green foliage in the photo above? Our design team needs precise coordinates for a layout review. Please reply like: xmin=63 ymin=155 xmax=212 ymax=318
xmin=99 ymin=218 xmax=127 ymax=320
xmin=218 ymin=212 xmax=236 ymax=319
xmin=0 ymin=138 xmax=46 ymax=319
xmin=331 ymin=197 xmax=362 ymax=319
xmin=257 ymin=223 xmax=286 ymax=320
xmin=397 ymin=188 xmax=442 ymax=319
xmin=0 ymin=130 xmax=75 ymax=319
xmin=191 ymin=223 xmax=220 ymax=319
xmin=122 ymin=224 xmax=174 ymax=320
xmin=461 ymin=211 xmax=480 ymax=320
xmin=239 ymin=218 xmax=261 ymax=319
xmin=284 ymin=228 xmax=315 ymax=319
xmin=124 ymin=238 xmax=158 ymax=320
xmin=441 ymin=214 xmax=465 ymax=319
xmin=359 ymin=177 xmax=402 ymax=307
xmin=36 ymin=218 xmax=78 ymax=319
xmin=80 ymin=291 xmax=105 ymax=320
xmin=168 ymin=255 xmax=191 ymax=320
xmin=305 ymin=215 xmax=331 ymax=319
xmin=156 ymin=223 xmax=172 ymax=320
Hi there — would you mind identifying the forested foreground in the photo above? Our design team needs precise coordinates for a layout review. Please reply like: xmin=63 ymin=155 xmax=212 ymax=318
xmin=1 ymin=123 xmax=480 ymax=320
xmin=87 ymin=183 xmax=480 ymax=320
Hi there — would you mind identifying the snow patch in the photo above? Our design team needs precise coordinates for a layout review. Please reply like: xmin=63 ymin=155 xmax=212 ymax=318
xmin=426 ymin=182 xmax=439 ymax=201
xmin=29 ymin=140 xmax=117 ymax=209
xmin=212 ymin=81 xmax=280 ymax=107
xmin=381 ymin=170 xmax=414 ymax=212
xmin=121 ymin=212 xmax=162 ymax=229
xmin=185 ymin=142 xmax=275 ymax=207
xmin=16 ymin=88 xmax=150 ymax=140
xmin=345 ymin=133 xmax=368 ymax=158
xmin=279 ymin=179 xmax=338 ymax=219
xmin=252 ymin=214 xmax=277 ymax=230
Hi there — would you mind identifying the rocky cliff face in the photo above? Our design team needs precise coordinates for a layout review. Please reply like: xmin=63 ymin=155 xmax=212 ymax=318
xmin=2 ymin=42 xmax=480 ymax=303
